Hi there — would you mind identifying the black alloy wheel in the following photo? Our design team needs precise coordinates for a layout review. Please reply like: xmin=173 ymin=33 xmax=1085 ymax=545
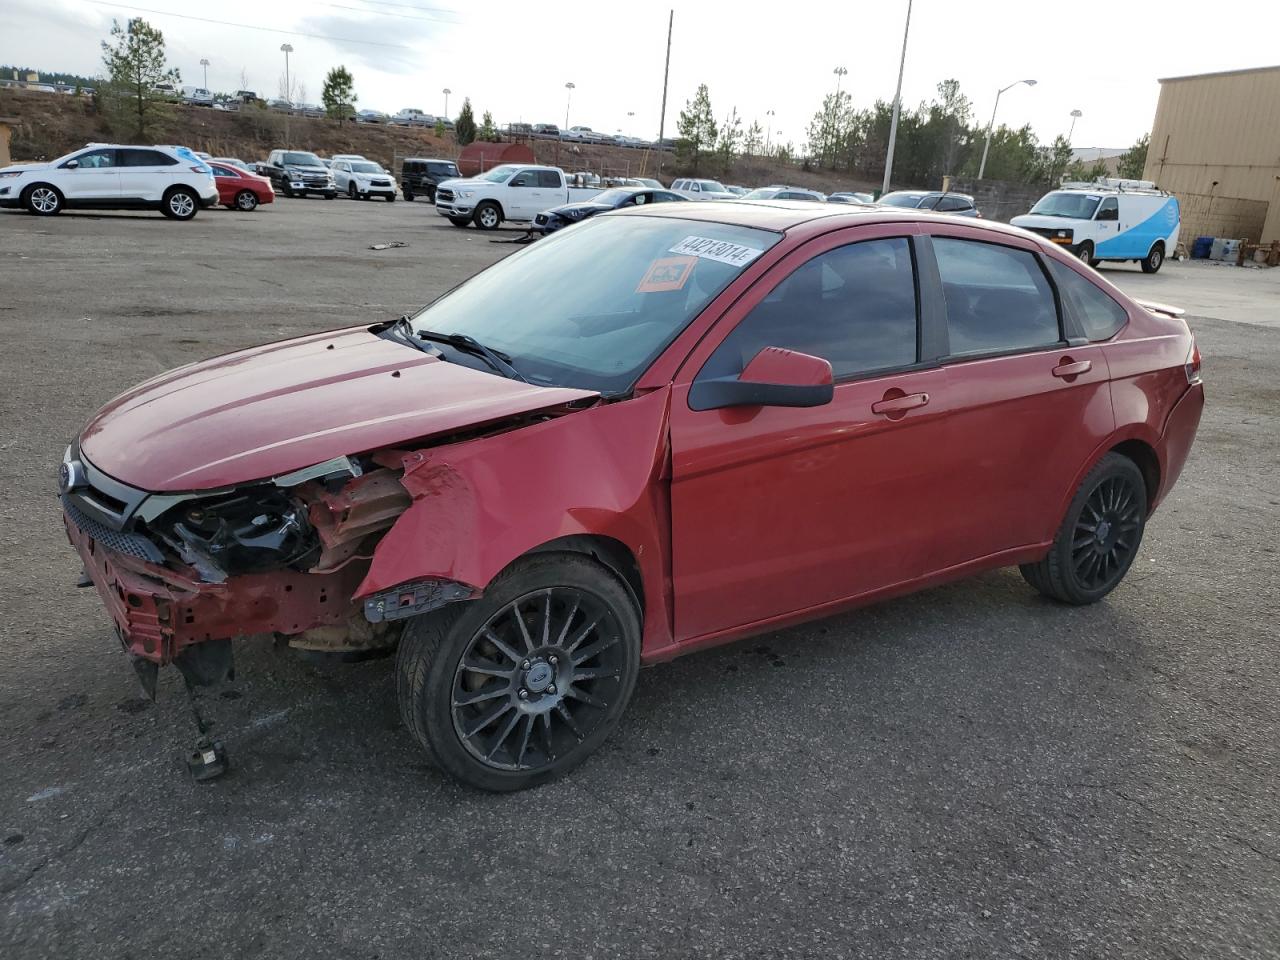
xmin=397 ymin=553 xmax=640 ymax=791
xmin=1020 ymin=453 xmax=1147 ymax=605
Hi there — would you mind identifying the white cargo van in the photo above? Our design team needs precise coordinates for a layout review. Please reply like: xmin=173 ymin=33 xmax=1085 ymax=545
xmin=1012 ymin=179 xmax=1180 ymax=273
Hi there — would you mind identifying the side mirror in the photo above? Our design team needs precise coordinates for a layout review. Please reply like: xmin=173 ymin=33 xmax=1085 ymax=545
xmin=689 ymin=347 xmax=834 ymax=411
xmin=65 ymin=159 xmax=79 ymax=169
xmin=511 ymin=177 xmax=528 ymax=187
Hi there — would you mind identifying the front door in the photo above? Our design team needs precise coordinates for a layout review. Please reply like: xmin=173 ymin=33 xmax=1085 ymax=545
xmin=58 ymin=148 xmax=121 ymax=201
xmin=669 ymin=227 xmax=954 ymax=642
xmin=506 ymin=170 xmax=547 ymax=219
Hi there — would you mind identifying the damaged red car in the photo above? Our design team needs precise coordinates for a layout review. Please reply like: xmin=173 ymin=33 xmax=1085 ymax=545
xmin=61 ymin=202 xmax=1204 ymax=790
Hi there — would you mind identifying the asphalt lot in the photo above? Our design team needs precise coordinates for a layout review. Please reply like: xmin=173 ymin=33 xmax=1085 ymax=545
xmin=1 ymin=198 xmax=1277 ymax=959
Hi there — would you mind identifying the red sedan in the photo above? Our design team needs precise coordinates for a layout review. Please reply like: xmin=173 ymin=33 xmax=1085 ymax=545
xmin=60 ymin=203 xmax=1203 ymax=790
xmin=209 ymin=161 xmax=274 ymax=211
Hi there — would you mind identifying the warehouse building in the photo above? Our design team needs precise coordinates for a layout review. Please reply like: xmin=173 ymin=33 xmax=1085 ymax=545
xmin=1144 ymin=64 xmax=1280 ymax=244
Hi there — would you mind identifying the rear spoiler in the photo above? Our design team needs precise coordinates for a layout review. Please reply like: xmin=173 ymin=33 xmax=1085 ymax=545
xmin=1134 ymin=298 xmax=1186 ymax=319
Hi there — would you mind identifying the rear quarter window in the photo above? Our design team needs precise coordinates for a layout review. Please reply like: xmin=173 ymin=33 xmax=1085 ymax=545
xmin=1046 ymin=259 xmax=1129 ymax=341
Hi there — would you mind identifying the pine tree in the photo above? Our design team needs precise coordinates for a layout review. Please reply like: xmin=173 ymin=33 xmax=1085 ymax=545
xmin=479 ymin=110 xmax=497 ymax=141
xmin=455 ymin=98 xmax=477 ymax=146
xmin=100 ymin=18 xmax=179 ymax=140
xmin=321 ymin=66 xmax=356 ymax=123
xmin=676 ymin=84 xmax=718 ymax=175
xmin=1118 ymin=133 xmax=1150 ymax=180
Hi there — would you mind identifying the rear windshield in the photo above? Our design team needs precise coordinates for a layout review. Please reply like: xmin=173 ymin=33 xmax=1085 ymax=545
xmin=879 ymin=193 xmax=926 ymax=207
xmin=1030 ymin=191 xmax=1103 ymax=219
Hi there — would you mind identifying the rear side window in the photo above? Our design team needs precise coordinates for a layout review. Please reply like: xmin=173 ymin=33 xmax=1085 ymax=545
xmin=537 ymin=170 xmax=561 ymax=187
xmin=934 ymin=238 xmax=1060 ymax=356
xmin=1046 ymin=259 xmax=1128 ymax=341
xmin=119 ymin=149 xmax=177 ymax=167
xmin=701 ymin=237 xmax=919 ymax=381
xmin=937 ymin=196 xmax=972 ymax=212
xmin=209 ymin=164 xmax=236 ymax=177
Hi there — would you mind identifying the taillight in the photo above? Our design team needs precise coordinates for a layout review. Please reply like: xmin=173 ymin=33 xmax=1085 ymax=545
xmin=190 ymin=166 xmax=207 ymax=173
xmin=1185 ymin=340 xmax=1202 ymax=385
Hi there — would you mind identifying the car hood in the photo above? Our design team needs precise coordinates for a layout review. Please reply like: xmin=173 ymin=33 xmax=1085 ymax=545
xmin=1 ymin=162 xmax=47 ymax=174
xmin=79 ymin=326 xmax=598 ymax=492
xmin=1010 ymin=214 xmax=1080 ymax=229
xmin=284 ymin=164 xmax=328 ymax=174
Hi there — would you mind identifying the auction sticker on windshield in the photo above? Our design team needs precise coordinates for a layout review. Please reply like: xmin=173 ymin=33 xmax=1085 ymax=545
xmin=669 ymin=236 xmax=764 ymax=267
xmin=636 ymin=255 xmax=697 ymax=293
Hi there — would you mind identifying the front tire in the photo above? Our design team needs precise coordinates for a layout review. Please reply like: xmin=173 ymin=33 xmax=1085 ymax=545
xmin=162 ymin=187 xmax=199 ymax=220
xmin=348 ymin=183 xmax=357 ymax=200
xmin=448 ymin=216 xmax=470 ymax=228
xmin=1020 ymin=453 xmax=1147 ymax=605
xmin=1074 ymin=241 xmax=1096 ymax=267
xmin=1141 ymin=243 xmax=1165 ymax=274
xmin=23 ymin=184 xmax=63 ymax=216
xmin=234 ymin=190 xmax=259 ymax=211
xmin=474 ymin=201 xmax=502 ymax=231
xmin=403 ymin=191 xmax=415 ymax=201
xmin=396 ymin=553 xmax=641 ymax=792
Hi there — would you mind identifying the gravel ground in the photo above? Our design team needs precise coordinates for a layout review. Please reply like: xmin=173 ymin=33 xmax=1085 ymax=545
xmin=0 ymin=199 xmax=1276 ymax=959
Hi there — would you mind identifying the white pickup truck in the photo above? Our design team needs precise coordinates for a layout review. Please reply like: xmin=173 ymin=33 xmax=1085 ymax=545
xmin=434 ymin=164 xmax=603 ymax=230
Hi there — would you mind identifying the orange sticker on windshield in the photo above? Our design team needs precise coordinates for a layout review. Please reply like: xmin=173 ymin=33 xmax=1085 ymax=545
xmin=636 ymin=255 xmax=697 ymax=293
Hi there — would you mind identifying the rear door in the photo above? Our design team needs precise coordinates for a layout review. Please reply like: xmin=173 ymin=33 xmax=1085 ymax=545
xmin=118 ymin=148 xmax=179 ymax=202
xmin=57 ymin=148 xmax=121 ymax=201
xmin=920 ymin=227 xmax=1114 ymax=569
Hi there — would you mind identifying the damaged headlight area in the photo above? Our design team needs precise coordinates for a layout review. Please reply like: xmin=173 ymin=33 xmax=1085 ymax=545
xmin=153 ymin=488 xmax=320 ymax=582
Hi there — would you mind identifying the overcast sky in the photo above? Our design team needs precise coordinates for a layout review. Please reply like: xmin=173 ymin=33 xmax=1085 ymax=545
xmin=5 ymin=0 xmax=1278 ymax=152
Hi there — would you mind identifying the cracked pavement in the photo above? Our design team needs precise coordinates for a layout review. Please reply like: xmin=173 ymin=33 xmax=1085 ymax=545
xmin=1 ymin=202 xmax=1277 ymax=958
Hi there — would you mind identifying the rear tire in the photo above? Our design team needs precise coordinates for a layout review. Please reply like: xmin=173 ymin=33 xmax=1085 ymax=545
xmin=403 ymin=191 xmax=415 ymax=201
xmin=162 ymin=187 xmax=199 ymax=220
xmin=23 ymin=184 xmax=63 ymax=215
xmin=396 ymin=553 xmax=641 ymax=792
xmin=234 ymin=190 xmax=258 ymax=211
xmin=1141 ymin=243 xmax=1165 ymax=274
xmin=1019 ymin=453 xmax=1148 ymax=605
xmin=386 ymin=193 xmax=395 ymax=202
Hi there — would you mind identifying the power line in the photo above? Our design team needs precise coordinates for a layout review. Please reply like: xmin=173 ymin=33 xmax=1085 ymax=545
xmin=84 ymin=1 xmax=416 ymax=50
xmin=316 ymin=2 xmax=457 ymax=24
xmin=350 ymin=0 xmax=461 ymax=17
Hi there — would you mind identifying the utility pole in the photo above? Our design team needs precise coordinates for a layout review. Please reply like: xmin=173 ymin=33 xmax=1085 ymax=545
xmin=882 ymin=0 xmax=912 ymax=196
xmin=200 ymin=58 xmax=209 ymax=90
xmin=658 ymin=9 xmax=673 ymax=144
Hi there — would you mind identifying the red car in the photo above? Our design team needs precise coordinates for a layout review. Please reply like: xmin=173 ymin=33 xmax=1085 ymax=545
xmin=209 ymin=161 xmax=274 ymax=211
xmin=60 ymin=203 xmax=1204 ymax=790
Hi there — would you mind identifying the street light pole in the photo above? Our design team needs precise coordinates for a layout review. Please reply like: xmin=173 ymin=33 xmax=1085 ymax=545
xmin=978 ymin=78 xmax=1037 ymax=179
xmin=765 ymin=109 xmax=775 ymax=152
xmin=279 ymin=44 xmax=293 ymax=104
xmin=564 ymin=81 xmax=575 ymax=131
xmin=882 ymin=0 xmax=913 ymax=196
xmin=443 ymin=88 xmax=451 ymax=119
xmin=833 ymin=66 xmax=847 ymax=98
xmin=200 ymin=58 xmax=209 ymax=90
xmin=1067 ymin=108 xmax=1082 ymax=144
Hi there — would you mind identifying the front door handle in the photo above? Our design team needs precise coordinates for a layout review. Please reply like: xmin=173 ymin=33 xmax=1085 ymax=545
xmin=1052 ymin=359 xmax=1092 ymax=378
xmin=871 ymin=392 xmax=929 ymax=415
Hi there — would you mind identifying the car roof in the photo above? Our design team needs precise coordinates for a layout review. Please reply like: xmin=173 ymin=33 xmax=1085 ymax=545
xmin=608 ymin=199 xmax=1029 ymax=239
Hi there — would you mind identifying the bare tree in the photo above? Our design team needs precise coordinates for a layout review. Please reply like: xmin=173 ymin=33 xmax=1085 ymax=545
xmin=296 ymin=81 xmax=307 ymax=106
xmin=239 ymin=67 xmax=249 ymax=93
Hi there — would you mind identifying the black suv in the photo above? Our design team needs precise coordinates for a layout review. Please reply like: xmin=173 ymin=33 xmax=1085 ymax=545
xmin=264 ymin=149 xmax=337 ymax=199
xmin=400 ymin=157 xmax=460 ymax=202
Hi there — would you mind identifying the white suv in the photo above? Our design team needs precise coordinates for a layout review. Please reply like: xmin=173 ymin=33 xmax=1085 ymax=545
xmin=0 ymin=143 xmax=218 ymax=219
xmin=331 ymin=159 xmax=398 ymax=201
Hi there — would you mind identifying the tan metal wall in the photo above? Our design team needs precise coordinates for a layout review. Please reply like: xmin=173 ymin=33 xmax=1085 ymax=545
xmin=1143 ymin=66 xmax=1280 ymax=241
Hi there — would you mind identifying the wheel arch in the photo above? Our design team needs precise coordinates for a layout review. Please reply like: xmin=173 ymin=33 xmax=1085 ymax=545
xmin=22 ymin=181 xmax=64 ymax=204
xmin=1048 ymin=426 xmax=1166 ymax=541
xmin=525 ymin=535 xmax=645 ymax=620
xmin=1109 ymin=437 xmax=1161 ymax=511
xmin=475 ymin=198 xmax=504 ymax=219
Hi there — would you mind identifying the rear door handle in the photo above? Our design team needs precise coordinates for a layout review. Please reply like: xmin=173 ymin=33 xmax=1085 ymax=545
xmin=1052 ymin=359 xmax=1092 ymax=378
xmin=871 ymin=392 xmax=929 ymax=415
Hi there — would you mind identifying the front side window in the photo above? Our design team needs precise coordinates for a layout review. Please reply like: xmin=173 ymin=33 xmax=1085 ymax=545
xmin=700 ymin=237 xmax=919 ymax=381
xmin=1096 ymin=197 xmax=1119 ymax=221
xmin=209 ymin=164 xmax=236 ymax=177
xmin=68 ymin=149 xmax=115 ymax=169
xmin=934 ymin=238 xmax=1060 ymax=356
xmin=1046 ymin=259 xmax=1128 ymax=341
xmin=408 ymin=216 xmax=781 ymax=394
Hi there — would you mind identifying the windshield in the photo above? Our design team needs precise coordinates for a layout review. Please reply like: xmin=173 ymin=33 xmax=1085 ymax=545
xmin=697 ymin=181 xmax=728 ymax=193
xmin=351 ymin=162 xmax=382 ymax=173
xmin=740 ymin=188 xmax=780 ymax=200
xmin=408 ymin=216 xmax=781 ymax=394
xmin=588 ymin=189 xmax=634 ymax=206
xmin=1030 ymin=191 xmax=1103 ymax=219
xmin=479 ymin=166 xmax=516 ymax=183
xmin=284 ymin=152 xmax=322 ymax=166
xmin=879 ymin=192 xmax=925 ymax=208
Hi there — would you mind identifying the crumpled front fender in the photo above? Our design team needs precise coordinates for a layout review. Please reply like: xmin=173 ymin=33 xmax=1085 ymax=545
xmin=356 ymin=388 xmax=674 ymax=655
